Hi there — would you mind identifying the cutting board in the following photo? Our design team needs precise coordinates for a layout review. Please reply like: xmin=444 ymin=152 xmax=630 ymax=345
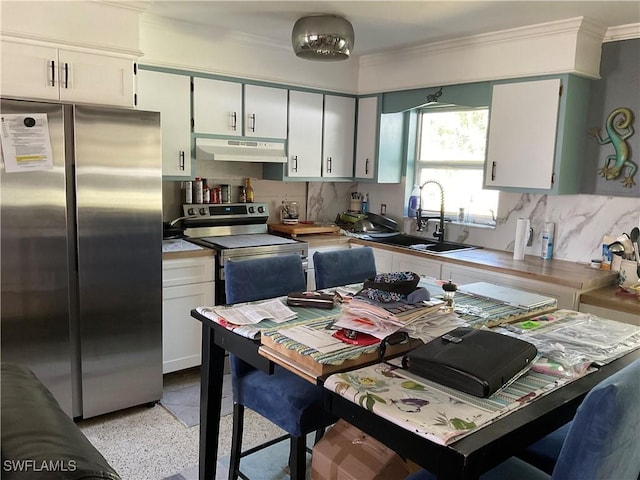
xmin=268 ymin=223 xmax=340 ymax=237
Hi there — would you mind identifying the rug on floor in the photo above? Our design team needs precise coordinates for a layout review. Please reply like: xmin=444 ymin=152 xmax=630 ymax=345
xmin=163 ymin=435 xmax=313 ymax=480
xmin=160 ymin=374 xmax=233 ymax=428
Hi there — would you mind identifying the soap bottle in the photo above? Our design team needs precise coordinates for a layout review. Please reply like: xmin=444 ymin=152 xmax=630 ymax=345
xmin=362 ymin=193 xmax=369 ymax=213
xmin=408 ymin=185 xmax=420 ymax=218
xmin=244 ymin=177 xmax=254 ymax=203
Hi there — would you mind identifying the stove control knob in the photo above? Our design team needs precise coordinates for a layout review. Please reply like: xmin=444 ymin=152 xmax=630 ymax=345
xmin=248 ymin=206 xmax=255 ymax=214
xmin=199 ymin=207 xmax=207 ymax=215
xmin=187 ymin=208 xmax=195 ymax=215
xmin=257 ymin=206 xmax=265 ymax=214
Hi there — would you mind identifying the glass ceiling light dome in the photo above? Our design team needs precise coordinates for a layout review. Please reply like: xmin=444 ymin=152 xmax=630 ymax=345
xmin=292 ymin=14 xmax=354 ymax=61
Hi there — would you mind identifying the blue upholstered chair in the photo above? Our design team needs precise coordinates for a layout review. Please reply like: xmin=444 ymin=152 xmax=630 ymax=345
xmin=405 ymin=359 xmax=640 ymax=480
xmin=313 ymin=247 xmax=377 ymax=290
xmin=224 ymin=254 xmax=337 ymax=480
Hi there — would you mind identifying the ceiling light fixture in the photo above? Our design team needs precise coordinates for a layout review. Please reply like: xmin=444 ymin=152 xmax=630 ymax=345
xmin=292 ymin=14 xmax=354 ymax=61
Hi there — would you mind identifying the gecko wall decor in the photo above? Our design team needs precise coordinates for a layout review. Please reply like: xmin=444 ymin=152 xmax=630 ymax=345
xmin=588 ymin=107 xmax=636 ymax=188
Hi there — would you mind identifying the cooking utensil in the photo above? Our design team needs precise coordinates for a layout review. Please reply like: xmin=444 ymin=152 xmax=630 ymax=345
xmin=629 ymin=227 xmax=640 ymax=276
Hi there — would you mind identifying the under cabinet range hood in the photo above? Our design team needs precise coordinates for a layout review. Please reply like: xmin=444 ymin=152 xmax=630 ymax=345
xmin=196 ymin=138 xmax=287 ymax=163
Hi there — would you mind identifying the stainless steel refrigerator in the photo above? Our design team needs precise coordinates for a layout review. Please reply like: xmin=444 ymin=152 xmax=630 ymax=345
xmin=1 ymin=98 xmax=162 ymax=419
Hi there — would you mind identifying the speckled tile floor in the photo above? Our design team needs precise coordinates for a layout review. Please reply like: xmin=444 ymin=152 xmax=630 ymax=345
xmin=77 ymin=368 xmax=288 ymax=480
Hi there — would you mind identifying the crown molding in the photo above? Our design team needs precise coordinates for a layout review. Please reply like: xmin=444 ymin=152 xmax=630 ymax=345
xmin=604 ymin=23 xmax=640 ymax=42
xmin=359 ymin=17 xmax=592 ymax=68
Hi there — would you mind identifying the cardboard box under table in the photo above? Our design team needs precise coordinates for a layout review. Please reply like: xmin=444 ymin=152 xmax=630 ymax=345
xmin=311 ymin=419 xmax=410 ymax=480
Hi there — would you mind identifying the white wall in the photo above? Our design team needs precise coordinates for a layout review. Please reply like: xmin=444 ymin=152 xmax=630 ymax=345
xmin=138 ymin=15 xmax=358 ymax=93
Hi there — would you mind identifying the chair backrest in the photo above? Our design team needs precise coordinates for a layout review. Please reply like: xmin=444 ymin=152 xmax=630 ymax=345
xmin=313 ymin=247 xmax=377 ymax=290
xmin=552 ymin=359 xmax=640 ymax=480
xmin=225 ymin=254 xmax=307 ymax=304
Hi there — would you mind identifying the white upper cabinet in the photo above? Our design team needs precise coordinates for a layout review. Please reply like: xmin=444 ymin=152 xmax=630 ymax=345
xmin=1 ymin=39 xmax=134 ymax=107
xmin=485 ymin=79 xmax=560 ymax=190
xmin=192 ymin=79 xmax=287 ymax=139
xmin=193 ymin=77 xmax=243 ymax=136
xmin=323 ymin=95 xmax=355 ymax=178
xmin=484 ymin=75 xmax=589 ymax=194
xmin=244 ymin=84 xmax=288 ymax=139
xmin=355 ymin=96 xmax=378 ymax=179
xmin=287 ymin=90 xmax=323 ymax=177
xmin=137 ymin=69 xmax=192 ymax=178
xmin=355 ymin=95 xmax=404 ymax=183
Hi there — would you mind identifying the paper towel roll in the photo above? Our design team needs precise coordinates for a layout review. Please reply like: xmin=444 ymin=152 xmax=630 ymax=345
xmin=513 ymin=217 xmax=530 ymax=260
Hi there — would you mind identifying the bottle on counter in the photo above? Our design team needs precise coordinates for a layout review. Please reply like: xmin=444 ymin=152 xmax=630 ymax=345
xmin=193 ymin=177 xmax=203 ymax=204
xmin=245 ymin=177 xmax=254 ymax=203
xmin=541 ymin=222 xmax=555 ymax=260
xmin=239 ymin=186 xmax=247 ymax=203
xmin=408 ymin=185 xmax=420 ymax=218
xmin=362 ymin=193 xmax=369 ymax=213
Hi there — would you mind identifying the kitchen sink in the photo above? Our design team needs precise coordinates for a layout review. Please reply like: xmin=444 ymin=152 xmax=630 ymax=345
xmin=365 ymin=234 xmax=480 ymax=254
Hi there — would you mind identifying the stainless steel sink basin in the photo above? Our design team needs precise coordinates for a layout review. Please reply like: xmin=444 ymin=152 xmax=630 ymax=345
xmin=366 ymin=234 xmax=480 ymax=254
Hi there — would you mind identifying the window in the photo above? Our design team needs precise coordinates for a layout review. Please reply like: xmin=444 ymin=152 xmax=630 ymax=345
xmin=415 ymin=107 xmax=498 ymax=225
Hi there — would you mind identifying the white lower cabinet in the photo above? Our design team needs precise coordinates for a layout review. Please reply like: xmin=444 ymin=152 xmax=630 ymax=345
xmin=162 ymin=256 xmax=214 ymax=373
xmin=368 ymin=246 xmax=580 ymax=310
xmin=372 ymin=248 xmax=393 ymax=273
xmin=392 ymin=252 xmax=442 ymax=279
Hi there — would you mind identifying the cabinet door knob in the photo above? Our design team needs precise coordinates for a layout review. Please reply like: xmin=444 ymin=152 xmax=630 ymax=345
xmin=231 ymin=112 xmax=237 ymax=131
xmin=365 ymin=158 xmax=370 ymax=175
xmin=491 ymin=161 xmax=497 ymax=181
xmin=292 ymin=155 xmax=298 ymax=172
xmin=327 ymin=156 xmax=332 ymax=173
xmin=249 ymin=113 xmax=256 ymax=132
xmin=179 ymin=151 xmax=185 ymax=170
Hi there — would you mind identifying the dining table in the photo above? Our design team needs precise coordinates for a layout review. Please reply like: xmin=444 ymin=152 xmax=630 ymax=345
xmin=191 ymin=290 xmax=640 ymax=480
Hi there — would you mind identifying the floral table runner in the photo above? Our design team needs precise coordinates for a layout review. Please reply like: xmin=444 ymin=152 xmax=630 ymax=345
xmin=324 ymin=363 xmax=579 ymax=446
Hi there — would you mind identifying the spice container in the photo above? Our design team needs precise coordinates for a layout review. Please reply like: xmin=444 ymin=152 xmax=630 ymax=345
xmin=202 ymin=179 xmax=210 ymax=204
xmin=220 ymin=184 xmax=231 ymax=204
xmin=193 ymin=177 xmax=203 ymax=204
xmin=183 ymin=181 xmax=193 ymax=204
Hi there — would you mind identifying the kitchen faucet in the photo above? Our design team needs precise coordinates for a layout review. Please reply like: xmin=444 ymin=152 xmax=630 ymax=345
xmin=416 ymin=180 xmax=445 ymax=242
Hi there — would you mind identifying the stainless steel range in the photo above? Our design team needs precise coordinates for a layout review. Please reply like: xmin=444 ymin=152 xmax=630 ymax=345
xmin=183 ymin=203 xmax=308 ymax=304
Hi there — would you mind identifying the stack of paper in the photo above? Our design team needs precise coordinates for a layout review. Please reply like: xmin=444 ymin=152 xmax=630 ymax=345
xmin=213 ymin=299 xmax=297 ymax=325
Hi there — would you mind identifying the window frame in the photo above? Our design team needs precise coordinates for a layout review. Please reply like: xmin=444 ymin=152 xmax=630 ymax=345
xmin=414 ymin=105 xmax=497 ymax=225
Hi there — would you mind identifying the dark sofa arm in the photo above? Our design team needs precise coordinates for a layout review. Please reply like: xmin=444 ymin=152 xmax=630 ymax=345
xmin=1 ymin=363 xmax=121 ymax=480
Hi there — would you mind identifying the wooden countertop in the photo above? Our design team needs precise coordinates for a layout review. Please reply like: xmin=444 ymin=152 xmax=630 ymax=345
xmin=302 ymin=234 xmax=351 ymax=249
xmin=350 ymin=238 xmax=617 ymax=291
xmin=580 ymin=285 xmax=640 ymax=316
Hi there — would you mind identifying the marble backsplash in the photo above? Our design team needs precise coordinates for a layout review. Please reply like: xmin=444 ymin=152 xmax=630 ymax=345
xmin=307 ymin=182 xmax=640 ymax=265
xmin=164 ymin=175 xmax=638 ymax=265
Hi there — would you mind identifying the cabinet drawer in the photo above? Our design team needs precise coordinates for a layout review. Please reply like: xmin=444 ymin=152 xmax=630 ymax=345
xmin=162 ymin=257 xmax=214 ymax=287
